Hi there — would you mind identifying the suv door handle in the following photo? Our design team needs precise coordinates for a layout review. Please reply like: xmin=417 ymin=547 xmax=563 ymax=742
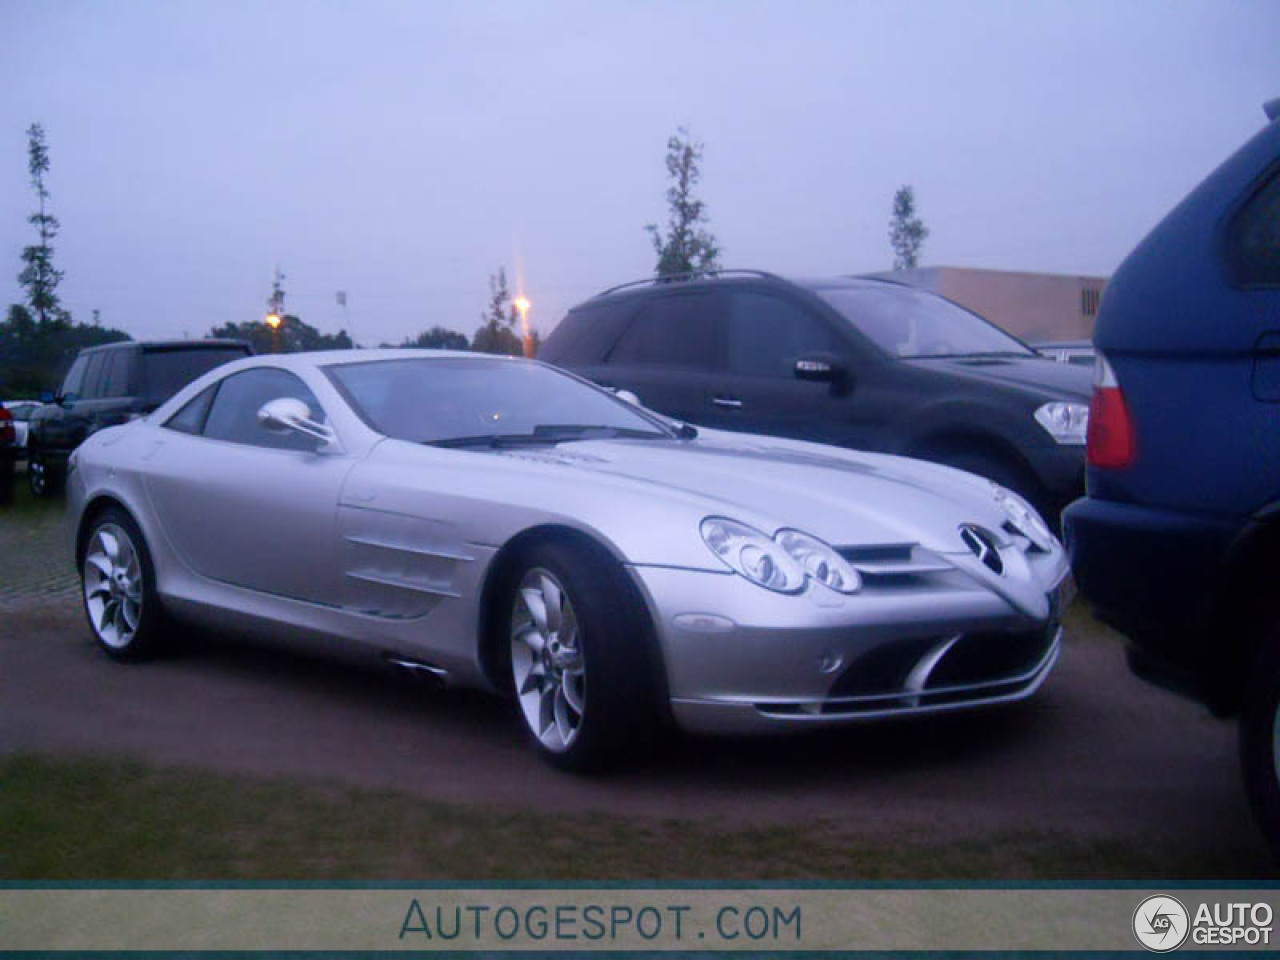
xmin=712 ymin=396 xmax=744 ymax=409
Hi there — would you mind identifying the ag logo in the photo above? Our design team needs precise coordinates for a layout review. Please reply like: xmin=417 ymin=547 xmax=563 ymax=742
xmin=1133 ymin=895 xmax=1190 ymax=952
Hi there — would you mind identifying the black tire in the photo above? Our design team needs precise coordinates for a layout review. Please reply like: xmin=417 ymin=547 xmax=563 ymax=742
xmin=78 ymin=505 xmax=167 ymax=661
xmin=503 ymin=540 xmax=660 ymax=772
xmin=1241 ymin=634 xmax=1280 ymax=858
xmin=28 ymin=454 xmax=62 ymax=498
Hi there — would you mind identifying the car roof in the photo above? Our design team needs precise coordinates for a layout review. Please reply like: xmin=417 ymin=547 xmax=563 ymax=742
xmin=232 ymin=348 xmax=525 ymax=371
xmin=580 ymin=271 xmax=905 ymax=308
xmin=78 ymin=338 xmax=250 ymax=354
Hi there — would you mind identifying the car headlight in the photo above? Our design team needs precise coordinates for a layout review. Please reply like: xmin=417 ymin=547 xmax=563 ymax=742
xmin=699 ymin=517 xmax=806 ymax=593
xmin=1034 ymin=401 xmax=1089 ymax=445
xmin=991 ymin=483 xmax=1056 ymax=551
xmin=776 ymin=528 xmax=861 ymax=594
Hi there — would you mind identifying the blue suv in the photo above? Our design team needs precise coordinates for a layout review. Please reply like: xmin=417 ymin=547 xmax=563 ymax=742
xmin=1064 ymin=99 xmax=1280 ymax=853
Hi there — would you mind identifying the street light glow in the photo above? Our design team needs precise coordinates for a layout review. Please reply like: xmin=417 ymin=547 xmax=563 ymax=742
xmin=513 ymin=296 xmax=531 ymax=316
xmin=266 ymin=312 xmax=282 ymax=329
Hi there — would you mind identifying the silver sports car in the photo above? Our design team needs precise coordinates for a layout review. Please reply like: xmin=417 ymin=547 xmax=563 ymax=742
xmin=68 ymin=350 xmax=1067 ymax=769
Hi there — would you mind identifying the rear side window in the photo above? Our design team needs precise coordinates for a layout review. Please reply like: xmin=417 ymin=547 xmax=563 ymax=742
xmin=141 ymin=347 xmax=248 ymax=407
xmin=539 ymin=304 xmax=634 ymax=364
xmin=608 ymin=294 xmax=716 ymax=367
xmin=724 ymin=293 xmax=840 ymax=377
xmin=1230 ymin=169 xmax=1280 ymax=287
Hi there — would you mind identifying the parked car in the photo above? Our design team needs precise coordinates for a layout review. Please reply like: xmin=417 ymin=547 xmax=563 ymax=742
xmin=1064 ymin=98 xmax=1280 ymax=853
xmin=2 ymin=400 xmax=44 ymax=458
xmin=1034 ymin=339 xmax=1096 ymax=368
xmin=0 ymin=406 xmax=14 ymax=504
xmin=28 ymin=339 xmax=251 ymax=497
xmin=69 ymin=349 xmax=1068 ymax=770
xmin=539 ymin=272 xmax=1091 ymax=526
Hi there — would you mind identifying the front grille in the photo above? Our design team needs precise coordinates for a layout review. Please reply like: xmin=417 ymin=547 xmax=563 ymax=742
xmin=836 ymin=543 xmax=955 ymax=589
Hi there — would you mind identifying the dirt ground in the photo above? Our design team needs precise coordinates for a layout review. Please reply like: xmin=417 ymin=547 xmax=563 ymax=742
xmin=0 ymin=594 xmax=1269 ymax=874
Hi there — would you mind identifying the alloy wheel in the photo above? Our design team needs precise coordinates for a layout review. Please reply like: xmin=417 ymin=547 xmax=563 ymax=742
xmin=83 ymin=523 xmax=144 ymax=650
xmin=510 ymin=567 xmax=585 ymax=752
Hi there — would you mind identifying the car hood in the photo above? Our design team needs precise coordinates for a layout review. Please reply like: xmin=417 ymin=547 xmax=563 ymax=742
xmin=476 ymin=430 xmax=1023 ymax=555
xmin=904 ymin=354 xmax=1092 ymax=401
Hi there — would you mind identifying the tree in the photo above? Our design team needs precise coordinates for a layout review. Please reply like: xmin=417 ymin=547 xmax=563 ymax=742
xmin=208 ymin=315 xmax=353 ymax=354
xmin=19 ymin=123 xmax=68 ymax=326
xmin=0 ymin=303 xmax=128 ymax=398
xmin=889 ymin=184 xmax=929 ymax=270
xmin=644 ymin=127 xmax=721 ymax=278
xmin=471 ymin=268 xmax=523 ymax=356
xmin=401 ymin=326 xmax=470 ymax=350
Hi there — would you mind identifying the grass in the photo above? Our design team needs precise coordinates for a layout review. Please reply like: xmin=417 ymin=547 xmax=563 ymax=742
xmin=0 ymin=753 xmax=1253 ymax=881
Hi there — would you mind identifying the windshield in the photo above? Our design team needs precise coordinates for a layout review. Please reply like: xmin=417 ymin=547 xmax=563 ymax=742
xmin=811 ymin=284 xmax=1035 ymax=359
xmin=326 ymin=357 xmax=672 ymax=446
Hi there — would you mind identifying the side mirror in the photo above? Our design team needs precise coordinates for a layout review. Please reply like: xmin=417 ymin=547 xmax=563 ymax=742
xmin=794 ymin=353 xmax=848 ymax=384
xmin=615 ymin=389 xmax=642 ymax=407
xmin=257 ymin=397 xmax=335 ymax=446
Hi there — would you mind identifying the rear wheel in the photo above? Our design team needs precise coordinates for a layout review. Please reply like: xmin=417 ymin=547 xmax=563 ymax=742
xmin=1241 ymin=633 xmax=1280 ymax=857
xmin=506 ymin=541 xmax=658 ymax=771
xmin=80 ymin=507 xmax=166 ymax=660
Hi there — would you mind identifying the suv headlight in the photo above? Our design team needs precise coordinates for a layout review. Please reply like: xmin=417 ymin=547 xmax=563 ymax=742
xmin=1034 ymin=401 xmax=1089 ymax=445
xmin=700 ymin=517 xmax=805 ymax=593
xmin=991 ymin=483 xmax=1056 ymax=551
xmin=776 ymin=528 xmax=861 ymax=594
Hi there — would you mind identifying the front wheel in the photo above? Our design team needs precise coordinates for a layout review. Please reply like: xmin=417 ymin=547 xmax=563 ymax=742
xmin=28 ymin=454 xmax=61 ymax=498
xmin=507 ymin=541 xmax=659 ymax=772
xmin=1241 ymin=637 xmax=1280 ymax=858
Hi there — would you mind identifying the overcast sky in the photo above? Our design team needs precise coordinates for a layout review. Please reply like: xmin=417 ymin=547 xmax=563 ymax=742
xmin=1 ymin=0 xmax=1277 ymax=345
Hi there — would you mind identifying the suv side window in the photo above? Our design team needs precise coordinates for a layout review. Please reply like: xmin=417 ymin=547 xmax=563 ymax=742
xmin=202 ymin=368 xmax=326 ymax=452
xmin=60 ymin=356 xmax=89 ymax=401
xmin=1230 ymin=168 xmax=1280 ymax=287
xmin=100 ymin=349 xmax=133 ymax=398
xmin=80 ymin=353 xmax=108 ymax=400
xmin=607 ymin=294 xmax=716 ymax=367
xmin=724 ymin=292 xmax=840 ymax=377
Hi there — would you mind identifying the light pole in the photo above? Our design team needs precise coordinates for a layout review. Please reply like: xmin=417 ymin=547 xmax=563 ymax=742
xmin=514 ymin=296 xmax=532 ymax=358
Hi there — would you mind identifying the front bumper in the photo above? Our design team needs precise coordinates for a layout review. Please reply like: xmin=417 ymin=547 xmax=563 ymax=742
xmin=629 ymin=558 xmax=1065 ymax=735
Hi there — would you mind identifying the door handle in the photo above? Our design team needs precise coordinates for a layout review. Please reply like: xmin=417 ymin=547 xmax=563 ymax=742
xmin=712 ymin=396 xmax=744 ymax=409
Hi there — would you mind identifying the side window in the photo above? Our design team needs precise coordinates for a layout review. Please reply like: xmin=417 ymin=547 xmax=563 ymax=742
xmin=1230 ymin=169 xmax=1280 ymax=287
xmin=724 ymin=293 xmax=840 ymax=377
xmin=60 ymin=356 xmax=89 ymax=401
xmin=607 ymin=294 xmax=716 ymax=368
xmin=79 ymin=353 xmax=108 ymax=400
xmin=100 ymin=350 xmax=133 ymax=398
xmin=164 ymin=384 xmax=218 ymax=436
xmin=202 ymin=369 xmax=326 ymax=452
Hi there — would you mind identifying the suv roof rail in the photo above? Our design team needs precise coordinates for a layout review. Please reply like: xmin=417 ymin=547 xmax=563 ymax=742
xmin=593 ymin=268 xmax=783 ymax=299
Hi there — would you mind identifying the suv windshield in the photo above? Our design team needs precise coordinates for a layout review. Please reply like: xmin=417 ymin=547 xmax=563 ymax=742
xmin=326 ymin=357 xmax=672 ymax=446
xmin=811 ymin=284 xmax=1035 ymax=359
xmin=142 ymin=346 xmax=248 ymax=407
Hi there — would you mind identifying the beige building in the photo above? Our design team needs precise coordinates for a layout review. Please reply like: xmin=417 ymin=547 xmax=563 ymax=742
xmin=869 ymin=266 xmax=1107 ymax=343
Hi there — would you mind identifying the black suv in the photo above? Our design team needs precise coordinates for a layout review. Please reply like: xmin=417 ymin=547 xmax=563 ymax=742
xmin=28 ymin=339 xmax=251 ymax=497
xmin=540 ymin=271 xmax=1091 ymax=522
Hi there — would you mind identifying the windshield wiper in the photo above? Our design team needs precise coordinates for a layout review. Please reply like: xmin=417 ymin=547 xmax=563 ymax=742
xmin=428 ymin=425 xmax=668 ymax=449
xmin=429 ymin=434 xmax=563 ymax=449
xmin=530 ymin=424 xmax=667 ymax=441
